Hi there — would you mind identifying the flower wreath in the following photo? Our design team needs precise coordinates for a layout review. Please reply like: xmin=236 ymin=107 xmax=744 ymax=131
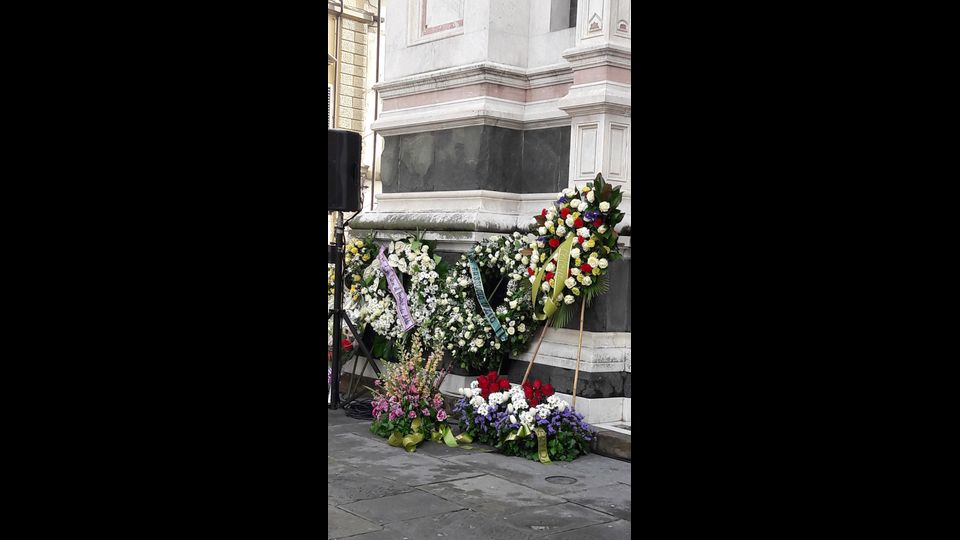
xmin=526 ymin=173 xmax=626 ymax=327
xmin=430 ymin=232 xmax=539 ymax=374
xmin=345 ymin=234 xmax=446 ymax=357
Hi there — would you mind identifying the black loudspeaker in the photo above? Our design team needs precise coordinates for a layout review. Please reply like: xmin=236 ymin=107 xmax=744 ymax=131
xmin=328 ymin=129 xmax=362 ymax=212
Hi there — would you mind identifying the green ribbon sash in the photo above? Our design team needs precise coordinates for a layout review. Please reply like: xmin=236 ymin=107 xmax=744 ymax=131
xmin=504 ymin=425 xmax=551 ymax=464
xmin=535 ymin=427 xmax=552 ymax=464
xmin=531 ymin=235 xmax=576 ymax=321
xmin=466 ymin=253 xmax=508 ymax=341
xmin=430 ymin=424 xmax=473 ymax=448
xmin=387 ymin=418 xmax=473 ymax=452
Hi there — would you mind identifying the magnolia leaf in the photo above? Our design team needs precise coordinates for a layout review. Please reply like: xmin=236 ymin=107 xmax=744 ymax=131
xmin=520 ymin=248 xmax=533 ymax=256
xmin=534 ymin=215 xmax=546 ymax=226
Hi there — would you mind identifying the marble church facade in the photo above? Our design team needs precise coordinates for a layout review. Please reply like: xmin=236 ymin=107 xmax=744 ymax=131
xmin=351 ymin=0 xmax=632 ymax=425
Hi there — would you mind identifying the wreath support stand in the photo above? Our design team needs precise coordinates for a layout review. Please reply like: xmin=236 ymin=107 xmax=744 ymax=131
xmin=572 ymin=299 xmax=587 ymax=407
xmin=521 ymin=317 xmax=552 ymax=385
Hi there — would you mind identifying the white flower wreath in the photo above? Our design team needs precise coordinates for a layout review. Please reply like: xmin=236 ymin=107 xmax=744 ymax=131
xmin=429 ymin=232 xmax=540 ymax=373
xmin=345 ymin=235 xmax=443 ymax=343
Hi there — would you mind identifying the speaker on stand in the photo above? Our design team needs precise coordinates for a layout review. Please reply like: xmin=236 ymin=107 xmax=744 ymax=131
xmin=328 ymin=129 xmax=378 ymax=410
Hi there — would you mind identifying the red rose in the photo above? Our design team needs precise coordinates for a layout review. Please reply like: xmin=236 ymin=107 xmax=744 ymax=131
xmin=574 ymin=218 xmax=584 ymax=228
xmin=529 ymin=397 xmax=539 ymax=407
xmin=580 ymin=263 xmax=592 ymax=273
xmin=542 ymin=384 xmax=554 ymax=397
xmin=560 ymin=207 xmax=570 ymax=218
xmin=498 ymin=379 xmax=510 ymax=390
xmin=578 ymin=236 xmax=585 ymax=244
xmin=341 ymin=338 xmax=354 ymax=352
xmin=545 ymin=272 xmax=554 ymax=281
xmin=533 ymin=379 xmax=542 ymax=389
xmin=541 ymin=208 xmax=547 ymax=217
xmin=594 ymin=216 xmax=603 ymax=226
xmin=528 ymin=267 xmax=535 ymax=276
xmin=523 ymin=386 xmax=533 ymax=399
xmin=549 ymin=238 xmax=560 ymax=248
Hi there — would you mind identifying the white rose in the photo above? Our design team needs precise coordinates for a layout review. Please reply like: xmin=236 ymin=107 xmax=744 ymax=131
xmin=570 ymin=248 xmax=580 ymax=259
xmin=598 ymin=258 xmax=608 ymax=269
xmin=495 ymin=342 xmax=501 ymax=349
xmin=518 ymin=323 xmax=526 ymax=333
xmin=421 ymin=245 xmax=429 ymax=253
xmin=565 ymin=216 xmax=575 ymax=227
xmin=538 ymin=227 xmax=547 ymax=235
xmin=569 ymin=199 xmax=580 ymax=209
xmin=556 ymin=225 xmax=567 ymax=236
xmin=598 ymin=225 xmax=607 ymax=234
xmin=540 ymin=282 xmax=550 ymax=292
xmin=507 ymin=326 xmax=516 ymax=335
xmin=514 ymin=253 xmax=522 ymax=261
xmin=564 ymin=295 xmax=575 ymax=305
xmin=571 ymin=268 xmax=581 ymax=276
xmin=587 ymin=191 xmax=595 ymax=203
xmin=565 ymin=277 xmax=576 ymax=289
xmin=522 ymin=256 xmax=529 ymax=265
xmin=577 ymin=228 xmax=590 ymax=238
xmin=459 ymin=340 xmax=466 ymax=347
xmin=544 ymin=220 xmax=553 ymax=229
xmin=563 ymin=188 xmax=576 ymax=197
xmin=464 ymin=331 xmax=471 ymax=339
xmin=582 ymin=275 xmax=593 ymax=286
xmin=599 ymin=201 xmax=611 ymax=212
xmin=529 ymin=276 xmax=536 ymax=284
xmin=545 ymin=262 xmax=556 ymax=272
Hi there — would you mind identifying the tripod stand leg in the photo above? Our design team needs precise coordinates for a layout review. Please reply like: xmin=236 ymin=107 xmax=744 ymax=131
xmin=341 ymin=313 xmax=381 ymax=376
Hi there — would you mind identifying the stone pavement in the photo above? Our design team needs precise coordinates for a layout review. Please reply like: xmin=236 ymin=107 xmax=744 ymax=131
xmin=328 ymin=408 xmax=631 ymax=540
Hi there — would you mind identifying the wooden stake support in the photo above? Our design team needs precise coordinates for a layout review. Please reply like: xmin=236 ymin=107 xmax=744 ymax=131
xmin=521 ymin=317 xmax=552 ymax=386
xmin=572 ymin=299 xmax=587 ymax=407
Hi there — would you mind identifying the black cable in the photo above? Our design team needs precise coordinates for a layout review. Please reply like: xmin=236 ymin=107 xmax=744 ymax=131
xmin=342 ymin=398 xmax=374 ymax=420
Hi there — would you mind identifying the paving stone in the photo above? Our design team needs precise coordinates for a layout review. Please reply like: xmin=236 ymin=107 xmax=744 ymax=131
xmin=343 ymin=510 xmax=542 ymax=540
xmin=419 ymin=474 xmax=567 ymax=515
xmin=328 ymin=465 xmax=415 ymax=506
xmin=501 ymin=502 xmax=617 ymax=535
xmin=338 ymin=490 xmax=464 ymax=525
xmin=327 ymin=409 xmax=368 ymax=427
xmin=327 ymin=505 xmax=381 ymax=539
xmin=556 ymin=453 xmax=632 ymax=488
xmin=544 ymin=519 xmax=632 ymax=539
xmin=332 ymin=433 xmax=485 ymax=486
xmin=440 ymin=452 xmax=628 ymax=496
xmin=412 ymin=438 xmax=497 ymax=459
xmin=560 ymin=483 xmax=632 ymax=521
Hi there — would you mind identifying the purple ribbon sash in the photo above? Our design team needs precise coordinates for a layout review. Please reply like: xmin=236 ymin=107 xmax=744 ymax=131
xmin=378 ymin=246 xmax=416 ymax=333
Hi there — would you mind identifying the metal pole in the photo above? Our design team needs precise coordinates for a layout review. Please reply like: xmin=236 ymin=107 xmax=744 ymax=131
xmin=330 ymin=210 xmax=345 ymax=409
xmin=369 ymin=0 xmax=382 ymax=211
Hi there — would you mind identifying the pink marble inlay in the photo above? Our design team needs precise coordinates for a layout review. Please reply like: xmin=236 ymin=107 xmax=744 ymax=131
xmin=573 ymin=66 xmax=632 ymax=85
xmin=381 ymin=82 xmax=573 ymax=112
xmin=421 ymin=0 xmax=464 ymax=36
